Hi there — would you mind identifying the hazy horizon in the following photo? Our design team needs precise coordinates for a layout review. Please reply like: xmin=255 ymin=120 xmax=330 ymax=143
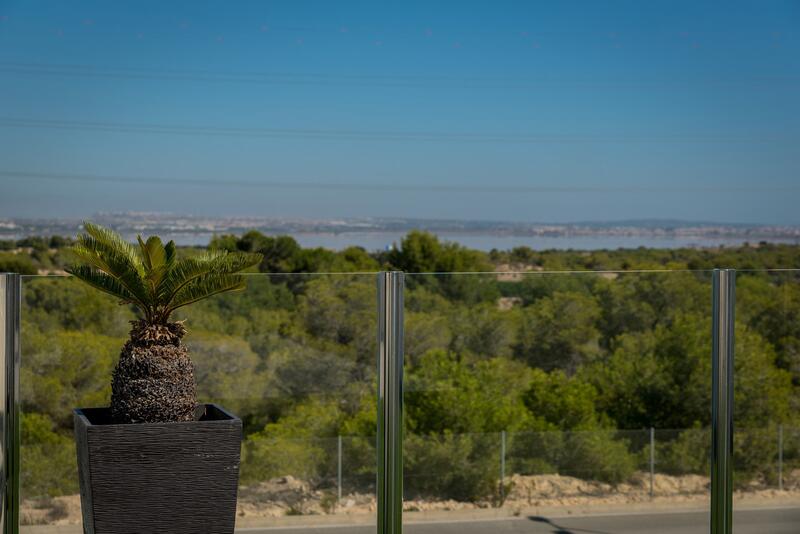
xmin=4 ymin=211 xmax=800 ymax=252
xmin=5 ymin=211 xmax=800 ymax=228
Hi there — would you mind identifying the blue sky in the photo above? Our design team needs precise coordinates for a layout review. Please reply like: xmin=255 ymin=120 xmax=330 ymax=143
xmin=0 ymin=1 xmax=798 ymax=223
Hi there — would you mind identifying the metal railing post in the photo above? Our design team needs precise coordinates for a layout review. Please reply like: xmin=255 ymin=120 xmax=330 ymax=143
xmin=1 ymin=273 xmax=21 ymax=534
xmin=338 ymin=435 xmax=343 ymax=503
xmin=778 ymin=424 xmax=783 ymax=491
xmin=500 ymin=431 xmax=506 ymax=502
xmin=711 ymin=269 xmax=735 ymax=534
xmin=649 ymin=427 xmax=655 ymax=498
xmin=377 ymin=272 xmax=404 ymax=534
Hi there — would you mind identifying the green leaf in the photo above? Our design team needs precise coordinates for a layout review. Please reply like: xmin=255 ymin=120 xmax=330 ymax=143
xmin=157 ymin=253 xmax=220 ymax=302
xmin=158 ymin=251 xmax=261 ymax=306
xmin=138 ymin=235 xmax=166 ymax=272
xmin=64 ymin=265 xmax=140 ymax=306
xmin=70 ymin=239 xmax=150 ymax=309
xmin=138 ymin=235 xmax=170 ymax=300
xmin=67 ymin=222 xmax=261 ymax=324
xmin=165 ymin=273 xmax=248 ymax=314
xmin=164 ymin=240 xmax=177 ymax=268
xmin=83 ymin=222 xmax=144 ymax=277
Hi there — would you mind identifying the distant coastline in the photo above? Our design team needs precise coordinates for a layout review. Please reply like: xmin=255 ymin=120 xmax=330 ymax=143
xmin=1 ymin=213 xmax=799 ymax=251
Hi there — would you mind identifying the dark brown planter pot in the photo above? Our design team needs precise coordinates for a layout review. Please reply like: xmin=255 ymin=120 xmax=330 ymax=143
xmin=73 ymin=404 xmax=242 ymax=534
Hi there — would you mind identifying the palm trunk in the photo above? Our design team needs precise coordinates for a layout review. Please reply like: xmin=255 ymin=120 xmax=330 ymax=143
xmin=111 ymin=321 xmax=197 ymax=423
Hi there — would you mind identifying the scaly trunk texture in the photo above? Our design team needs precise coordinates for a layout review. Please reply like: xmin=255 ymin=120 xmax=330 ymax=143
xmin=111 ymin=320 xmax=197 ymax=423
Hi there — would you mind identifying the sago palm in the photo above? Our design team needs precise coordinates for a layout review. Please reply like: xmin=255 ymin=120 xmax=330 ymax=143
xmin=66 ymin=222 xmax=262 ymax=423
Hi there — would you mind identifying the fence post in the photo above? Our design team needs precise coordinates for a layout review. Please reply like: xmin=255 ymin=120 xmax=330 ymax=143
xmin=650 ymin=427 xmax=655 ymax=498
xmin=338 ymin=435 xmax=343 ymax=502
xmin=1 ymin=273 xmax=21 ymax=534
xmin=711 ymin=269 xmax=735 ymax=534
xmin=377 ymin=272 xmax=404 ymax=534
xmin=778 ymin=425 xmax=783 ymax=492
xmin=500 ymin=431 xmax=506 ymax=502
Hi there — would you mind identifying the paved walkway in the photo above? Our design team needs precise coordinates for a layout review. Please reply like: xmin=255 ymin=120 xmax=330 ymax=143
xmin=237 ymin=507 xmax=800 ymax=534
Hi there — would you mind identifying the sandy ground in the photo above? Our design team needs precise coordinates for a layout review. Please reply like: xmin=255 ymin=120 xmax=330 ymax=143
xmin=20 ymin=470 xmax=800 ymax=528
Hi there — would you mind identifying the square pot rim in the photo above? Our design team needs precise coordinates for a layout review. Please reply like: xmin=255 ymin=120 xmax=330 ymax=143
xmin=74 ymin=403 xmax=240 ymax=428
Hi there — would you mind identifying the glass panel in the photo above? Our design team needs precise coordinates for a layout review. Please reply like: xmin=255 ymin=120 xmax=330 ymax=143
xmin=19 ymin=273 xmax=377 ymax=532
xmin=734 ymin=269 xmax=800 ymax=527
xmin=403 ymin=270 xmax=713 ymax=532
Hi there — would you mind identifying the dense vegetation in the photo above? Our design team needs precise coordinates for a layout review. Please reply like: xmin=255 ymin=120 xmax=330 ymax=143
xmin=13 ymin=231 xmax=800 ymax=502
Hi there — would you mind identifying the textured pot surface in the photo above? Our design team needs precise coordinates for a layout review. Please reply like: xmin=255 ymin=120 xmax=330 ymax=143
xmin=74 ymin=403 xmax=242 ymax=534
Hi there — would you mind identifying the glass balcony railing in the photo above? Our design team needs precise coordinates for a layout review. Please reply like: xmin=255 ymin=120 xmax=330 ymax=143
xmin=402 ymin=270 xmax=715 ymax=532
xmin=734 ymin=269 xmax=800 ymax=528
xmin=18 ymin=273 xmax=378 ymax=532
xmin=1 ymin=268 xmax=798 ymax=532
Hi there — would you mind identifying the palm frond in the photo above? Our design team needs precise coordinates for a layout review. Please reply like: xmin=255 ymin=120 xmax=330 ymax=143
xmin=65 ymin=265 xmax=141 ymax=306
xmin=164 ymin=273 xmax=248 ymax=314
xmin=164 ymin=240 xmax=177 ymax=267
xmin=138 ymin=235 xmax=166 ymax=271
xmin=70 ymin=238 xmax=150 ymax=307
xmin=157 ymin=251 xmax=261 ymax=304
xmin=213 ymin=251 xmax=263 ymax=274
xmin=138 ymin=235 xmax=171 ymax=300
xmin=157 ymin=254 xmax=220 ymax=301
xmin=67 ymin=222 xmax=261 ymax=324
xmin=83 ymin=222 xmax=144 ymax=276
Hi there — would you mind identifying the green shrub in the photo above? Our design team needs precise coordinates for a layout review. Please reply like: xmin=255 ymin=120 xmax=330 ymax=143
xmin=507 ymin=431 xmax=562 ymax=475
xmin=509 ymin=430 xmax=635 ymax=484
xmin=734 ymin=426 xmax=780 ymax=487
xmin=558 ymin=430 xmax=636 ymax=484
xmin=21 ymin=413 xmax=77 ymax=498
xmin=655 ymin=427 xmax=709 ymax=476
xmin=0 ymin=253 xmax=37 ymax=275
xmin=241 ymin=435 xmax=334 ymax=485
xmin=404 ymin=433 xmax=499 ymax=502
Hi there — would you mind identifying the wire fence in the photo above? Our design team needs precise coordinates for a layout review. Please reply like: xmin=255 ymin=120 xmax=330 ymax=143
xmin=22 ymin=425 xmax=797 ymax=503
xmin=226 ymin=426 xmax=800 ymax=505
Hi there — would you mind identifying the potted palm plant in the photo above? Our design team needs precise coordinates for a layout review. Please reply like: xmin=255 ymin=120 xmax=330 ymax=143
xmin=67 ymin=223 xmax=262 ymax=534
